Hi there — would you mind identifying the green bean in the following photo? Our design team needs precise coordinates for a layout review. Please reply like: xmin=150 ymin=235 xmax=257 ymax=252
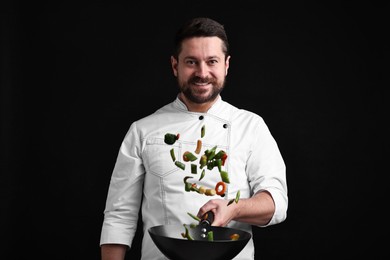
xmin=191 ymin=164 xmax=197 ymax=174
xmin=170 ymin=148 xmax=176 ymax=162
xmin=182 ymin=224 xmax=194 ymax=240
xmin=207 ymin=231 xmax=214 ymax=241
xmin=187 ymin=212 xmax=201 ymax=221
xmin=175 ymin=161 xmax=185 ymax=170
xmin=183 ymin=151 xmax=198 ymax=162
xmin=214 ymin=150 xmax=226 ymax=160
xmin=235 ymin=190 xmax=241 ymax=203
xmin=199 ymin=169 xmax=205 ymax=181
xmin=220 ymin=170 xmax=230 ymax=183
xmin=206 ymin=146 xmax=217 ymax=160
xmin=199 ymin=155 xmax=207 ymax=169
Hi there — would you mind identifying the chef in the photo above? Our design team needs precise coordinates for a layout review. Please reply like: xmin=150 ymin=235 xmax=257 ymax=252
xmin=100 ymin=17 xmax=288 ymax=260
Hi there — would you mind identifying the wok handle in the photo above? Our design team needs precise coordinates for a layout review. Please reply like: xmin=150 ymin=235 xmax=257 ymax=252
xmin=200 ymin=211 xmax=214 ymax=226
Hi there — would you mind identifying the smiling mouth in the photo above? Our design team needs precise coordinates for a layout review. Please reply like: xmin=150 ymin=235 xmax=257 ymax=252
xmin=190 ymin=76 xmax=215 ymax=86
xmin=193 ymin=82 xmax=210 ymax=87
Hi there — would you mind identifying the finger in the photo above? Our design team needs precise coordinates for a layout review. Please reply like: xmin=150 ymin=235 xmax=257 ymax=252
xmin=197 ymin=201 xmax=216 ymax=218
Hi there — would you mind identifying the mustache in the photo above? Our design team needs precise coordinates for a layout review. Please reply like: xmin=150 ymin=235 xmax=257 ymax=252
xmin=189 ymin=76 xmax=216 ymax=84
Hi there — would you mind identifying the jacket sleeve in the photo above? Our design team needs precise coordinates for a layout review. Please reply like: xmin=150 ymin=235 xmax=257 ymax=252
xmin=247 ymin=117 xmax=288 ymax=226
xmin=100 ymin=121 xmax=145 ymax=247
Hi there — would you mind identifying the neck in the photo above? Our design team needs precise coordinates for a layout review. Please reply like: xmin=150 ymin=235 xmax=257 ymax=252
xmin=179 ymin=93 xmax=219 ymax=113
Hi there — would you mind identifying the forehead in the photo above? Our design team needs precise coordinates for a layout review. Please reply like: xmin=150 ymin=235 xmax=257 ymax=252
xmin=179 ymin=37 xmax=225 ymax=59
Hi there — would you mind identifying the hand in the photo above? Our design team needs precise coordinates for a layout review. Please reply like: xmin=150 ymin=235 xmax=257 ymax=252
xmin=197 ymin=191 xmax=276 ymax=227
xmin=197 ymin=198 xmax=238 ymax=227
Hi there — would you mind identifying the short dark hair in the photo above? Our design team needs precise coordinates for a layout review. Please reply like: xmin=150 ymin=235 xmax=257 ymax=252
xmin=173 ymin=17 xmax=229 ymax=60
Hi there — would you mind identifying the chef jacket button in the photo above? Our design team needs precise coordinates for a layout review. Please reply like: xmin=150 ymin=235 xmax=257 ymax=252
xmin=223 ymin=123 xmax=228 ymax=128
xmin=199 ymin=115 xmax=204 ymax=120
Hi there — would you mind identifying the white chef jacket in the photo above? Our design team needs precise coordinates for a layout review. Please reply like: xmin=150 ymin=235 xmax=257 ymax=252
xmin=100 ymin=95 xmax=288 ymax=260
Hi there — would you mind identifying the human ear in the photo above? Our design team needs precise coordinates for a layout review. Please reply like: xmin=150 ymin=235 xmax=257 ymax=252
xmin=171 ymin=56 xmax=178 ymax=77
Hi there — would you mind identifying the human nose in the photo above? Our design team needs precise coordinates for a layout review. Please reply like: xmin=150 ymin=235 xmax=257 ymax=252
xmin=194 ymin=62 xmax=209 ymax=78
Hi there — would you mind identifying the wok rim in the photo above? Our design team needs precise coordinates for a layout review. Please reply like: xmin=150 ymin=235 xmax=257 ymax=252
xmin=148 ymin=224 xmax=252 ymax=242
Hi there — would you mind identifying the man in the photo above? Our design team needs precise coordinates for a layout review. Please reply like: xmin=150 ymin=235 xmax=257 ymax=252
xmin=100 ymin=17 xmax=288 ymax=260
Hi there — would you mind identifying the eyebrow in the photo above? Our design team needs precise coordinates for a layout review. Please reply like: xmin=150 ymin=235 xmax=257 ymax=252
xmin=183 ymin=55 xmax=221 ymax=61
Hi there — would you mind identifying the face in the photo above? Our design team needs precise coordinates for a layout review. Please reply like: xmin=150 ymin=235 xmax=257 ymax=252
xmin=171 ymin=37 xmax=230 ymax=104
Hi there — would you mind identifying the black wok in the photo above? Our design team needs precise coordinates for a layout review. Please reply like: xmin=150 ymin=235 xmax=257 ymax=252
xmin=148 ymin=212 xmax=251 ymax=260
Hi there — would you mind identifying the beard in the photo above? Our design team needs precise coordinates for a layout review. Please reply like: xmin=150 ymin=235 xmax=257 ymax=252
xmin=178 ymin=76 xmax=225 ymax=104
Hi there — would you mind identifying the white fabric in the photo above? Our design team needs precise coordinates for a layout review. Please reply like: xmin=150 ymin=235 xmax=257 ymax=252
xmin=100 ymin=96 xmax=288 ymax=259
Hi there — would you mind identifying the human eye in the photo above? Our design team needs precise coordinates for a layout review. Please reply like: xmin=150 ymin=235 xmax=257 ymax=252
xmin=208 ymin=59 xmax=219 ymax=66
xmin=185 ymin=59 xmax=197 ymax=65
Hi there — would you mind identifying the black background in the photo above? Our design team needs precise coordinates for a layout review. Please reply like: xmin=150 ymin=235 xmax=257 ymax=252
xmin=1 ymin=1 xmax=386 ymax=259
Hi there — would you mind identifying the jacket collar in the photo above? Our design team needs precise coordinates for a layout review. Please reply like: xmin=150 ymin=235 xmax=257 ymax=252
xmin=173 ymin=95 xmax=231 ymax=121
